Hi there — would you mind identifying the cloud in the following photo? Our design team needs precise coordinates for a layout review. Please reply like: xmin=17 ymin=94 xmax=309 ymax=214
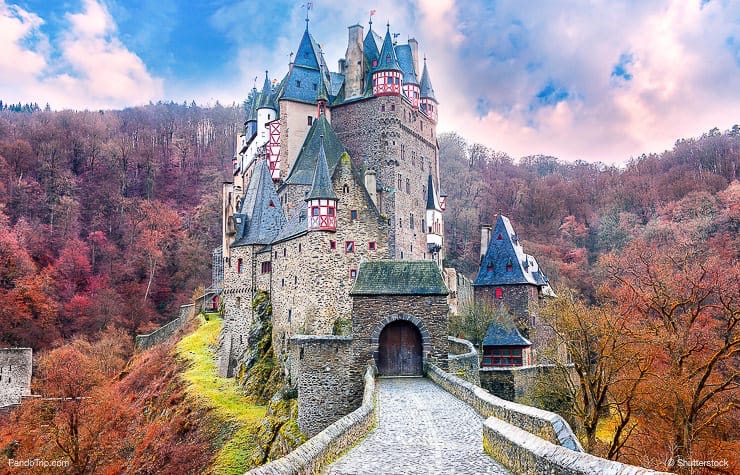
xmin=0 ymin=0 xmax=162 ymax=109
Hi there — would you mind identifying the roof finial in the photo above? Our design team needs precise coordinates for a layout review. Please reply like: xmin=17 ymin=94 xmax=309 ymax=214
xmin=386 ymin=21 xmax=390 ymax=32
xmin=304 ymin=1 xmax=312 ymax=30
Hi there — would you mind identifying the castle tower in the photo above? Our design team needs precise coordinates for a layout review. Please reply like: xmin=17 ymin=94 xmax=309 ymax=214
xmin=306 ymin=136 xmax=337 ymax=232
xmin=425 ymin=173 xmax=444 ymax=266
xmin=371 ymin=24 xmax=403 ymax=96
xmin=395 ymin=43 xmax=420 ymax=109
xmin=420 ymin=58 xmax=438 ymax=123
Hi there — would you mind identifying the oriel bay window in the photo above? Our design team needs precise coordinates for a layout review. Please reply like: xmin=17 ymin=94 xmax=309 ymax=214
xmin=308 ymin=199 xmax=336 ymax=230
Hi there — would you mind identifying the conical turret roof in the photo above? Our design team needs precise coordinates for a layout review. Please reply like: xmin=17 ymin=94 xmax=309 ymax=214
xmin=232 ymin=159 xmax=286 ymax=246
xmin=426 ymin=174 xmax=442 ymax=211
xmin=376 ymin=25 xmax=402 ymax=72
xmin=420 ymin=58 xmax=436 ymax=101
xmin=257 ymin=71 xmax=277 ymax=110
xmin=395 ymin=44 xmax=418 ymax=85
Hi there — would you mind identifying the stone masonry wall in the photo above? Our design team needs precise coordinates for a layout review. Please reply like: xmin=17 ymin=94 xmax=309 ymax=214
xmin=480 ymin=365 xmax=556 ymax=402
xmin=483 ymin=417 xmax=673 ymax=475
xmin=0 ymin=348 xmax=32 ymax=408
xmin=448 ymin=336 xmax=481 ymax=386
xmin=271 ymin=156 xmax=389 ymax=360
xmin=289 ymin=335 xmax=355 ymax=437
xmin=332 ymin=95 xmax=438 ymax=260
xmin=135 ymin=304 xmax=195 ymax=351
xmin=247 ymin=365 xmax=376 ymax=475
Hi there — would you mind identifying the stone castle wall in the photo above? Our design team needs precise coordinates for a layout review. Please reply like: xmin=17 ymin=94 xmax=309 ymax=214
xmin=289 ymin=335 xmax=355 ymax=437
xmin=0 ymin=348 xmax=32 ymax=408
xmin=270 ymin=157 xmax=389 ymax=359
xmin=218 ymin=245 xmax=256 ymax=376
xmin=331 ymin=95 xmax=438 ymax=260
xmin=135 ymin=304 xmax=195 ymax=351
xmin=278 ymin=101 xmax=328 ymax=180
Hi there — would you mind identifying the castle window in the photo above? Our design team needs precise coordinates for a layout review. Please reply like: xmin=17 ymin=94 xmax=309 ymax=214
xmin=330 ymin=240 xmax=336 ymax=250
xmin=281 ymin=278 xmax=285 ymax=288
xmin=368 ymin=241 xmax=377 ymax=251
xmin=311 ymin=206 xmax=320 ymax=216
xmin=274 ymin=251 xmax=277 ymax=259
xmin=299 ymin=347 xmax=303 ymax=359
xmin=237 ymin=258 xmax=243 ymax=274
xmin=313 ymin=83 xmax=318 ymax=91
xmin=497 ymin=234 xmax=503 ymax=240
xmin=261 ymin=261 xmax=272 ymax=274
xmin=372 ymin=59 xmax=378 ymax=67
xmin=269 ymin=200 xmax=275 ymax=207
xmin=296 ymin=80 xmax=301 ymax=87
xmin=391 ymin=104 xmax=395 ymax=111
xmin=406 ymin=178 xmax=411 ymax=194
xmin=283 ymin=248 xmax=287 ymax=257
xmin=387 ymin=77 xmax=393 ymax=85
xmin=381 ymin=104 xmax=385 ymax=112
xmin=345 ymin=241 xmax=354 ymax=253
xmin=401 ymin=144 xmax=405 ymax=160
xmin=410 ymin=214 xmax=414 ymax=229
xmin=495 ymin=287 xmax=504 ymax=299
xmin=398 ymin=174 xmax=402 ymax=190
xmin=506 ymin=261 xmax=513 ymax=272
xmin=298 ymin=243 xmax=302 ymax=252
xmin=294 ymin=276 xmax=297 ymax=284
xmin=350 ymin=209 xmax=358 ymax=221
xmin=288 ymin=309 xmax=292 ymax=322
xmin=307 ymin=116 xmax=313 ymax=126
xmin=487 ymin=263 xmax=493 ymax=272
xmin=236 ymin=297 xmax=241 ymax=307
xmin=399 ymin=218 xmax=403 ymax=228
xmin=400 ymin=251 xmax=404 ymax=258
xmin=343 ymin=184 xmax=349 ymax=193
xmin=350 ymin=268 xmax=358 ymax=279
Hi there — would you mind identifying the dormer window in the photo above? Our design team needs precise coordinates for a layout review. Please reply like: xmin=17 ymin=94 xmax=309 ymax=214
xmin=497 ymin=234 xmax=503 ymax=240
xmin=269 ymin=200 xmax=275 ymax=207
xmin=487 ymin=263 xmax=493 ymax=272
xmin=506 ymin=261 xmax=513 ymax=272
xmin=386 ymin=54 xmax=391 ymax=62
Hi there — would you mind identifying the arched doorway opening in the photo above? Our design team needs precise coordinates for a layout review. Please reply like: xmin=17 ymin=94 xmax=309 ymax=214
xmin=377 ymin=320 xmax=423 ymax=376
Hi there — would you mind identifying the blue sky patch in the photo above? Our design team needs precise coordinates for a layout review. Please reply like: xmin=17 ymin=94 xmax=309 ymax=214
xmin=611 ymin=52 xmax=634 ymax=81
xmin=533 ymin=80 xmax=569 ymax=108
xmin=476 ymin=96 xmax=492 ymax=117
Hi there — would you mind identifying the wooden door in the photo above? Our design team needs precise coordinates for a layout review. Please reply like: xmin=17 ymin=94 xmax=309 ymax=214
xmin=377 ymin=320 xmax=423 ymax=376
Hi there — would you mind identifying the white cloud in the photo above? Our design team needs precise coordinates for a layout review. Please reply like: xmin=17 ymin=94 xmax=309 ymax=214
xmin=0 ymin=0 xmax=162 ymax=110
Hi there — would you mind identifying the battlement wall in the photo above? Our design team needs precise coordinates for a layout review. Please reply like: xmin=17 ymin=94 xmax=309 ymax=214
xmin=0 ymin=348 xmax=32 ymax=408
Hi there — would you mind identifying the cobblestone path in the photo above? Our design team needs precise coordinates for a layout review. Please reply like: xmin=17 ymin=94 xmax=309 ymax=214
xmin=325 ymin=377 xmax=511 ymax=475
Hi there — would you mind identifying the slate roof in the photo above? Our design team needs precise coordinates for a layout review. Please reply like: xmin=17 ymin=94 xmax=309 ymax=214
xmin=376 ymin=27 xmax=402 ymax=73
xmin=482 ymin=320 xmax=532 ymax=347
xmin=395 ymin=44 xmax=419 ymax=85
xmin=284 ymin=115 xmax=346 ymax=185
xmin=306 ymin=136 xmax=337 ymax=200
xmin=279 ymin=27 xmax=330 ymax=104
xmin=257 ymin=71 xmax=277 ymax=111
xmin=328 ymin=72 xmax=345 ymax=97
xmin=426 ymin=173 xmax=442 ymax=211
xmin=350 ymin=260 xmax=449 ymax=295
xmin=473 ymin=215 xmax=555 ymax=296
xmin=273 ymin=201 xmax=308 ymax=243
xmin=420 ymin=59 xmax=436 ymax=101
xmin=244 ymin=87 xmax=258 ymax=122
xmin=232 ymin=160 xmax=287 ymax=247
xmin=363 ymin=25 xmax=381 ymax=68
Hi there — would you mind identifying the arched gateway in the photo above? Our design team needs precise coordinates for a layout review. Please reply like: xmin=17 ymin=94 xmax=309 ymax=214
xmin=377 ymin=320 xmax=423 ymax=375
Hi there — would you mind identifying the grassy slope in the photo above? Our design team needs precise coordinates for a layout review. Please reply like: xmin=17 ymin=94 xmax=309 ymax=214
xmin=176 ymin=315 xmax=267 ymax=474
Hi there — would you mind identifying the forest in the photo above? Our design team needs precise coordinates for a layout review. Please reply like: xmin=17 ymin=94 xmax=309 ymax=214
xmin=0 ymin=103 xmax=737 ymax=473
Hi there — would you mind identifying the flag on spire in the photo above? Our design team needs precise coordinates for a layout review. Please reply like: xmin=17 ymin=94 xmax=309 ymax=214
xmin=370 ymin=9 xmax=376 ymax=16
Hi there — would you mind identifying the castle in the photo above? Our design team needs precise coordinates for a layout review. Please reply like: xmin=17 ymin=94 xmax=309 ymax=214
xmin=215 ymin=17 xmax=554 ymax=434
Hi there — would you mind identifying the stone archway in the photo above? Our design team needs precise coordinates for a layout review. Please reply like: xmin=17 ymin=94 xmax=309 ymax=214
xmin=371 ymin=314 xmax=431 ymax=376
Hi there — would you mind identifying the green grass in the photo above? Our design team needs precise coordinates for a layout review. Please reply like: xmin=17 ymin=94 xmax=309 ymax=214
xmin=176 ymin=316 xmax=266 ymax=474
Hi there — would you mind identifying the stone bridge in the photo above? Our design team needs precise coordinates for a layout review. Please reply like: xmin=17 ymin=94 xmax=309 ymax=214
xmin=248 ymin=362 xmax=669 ymax=475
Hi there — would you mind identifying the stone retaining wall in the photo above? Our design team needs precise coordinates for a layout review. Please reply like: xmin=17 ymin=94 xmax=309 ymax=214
xmin=484 ymin=417 xmax=672 ymax=475
xmin=0 ymin=348 xmax=32 ymax=408
xmin=247 ymin=365 xmax=376 ymax=475
xmin=135 ymin=304 xmax=195 ymax=351
xmin=427 ymin=363 xmax=582 ymax=451
xmin=447 ymin=336 xmax=480 ymax=386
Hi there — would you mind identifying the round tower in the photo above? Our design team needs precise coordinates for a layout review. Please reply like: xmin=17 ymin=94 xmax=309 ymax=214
xmin=419 ymin=58 xmax=438 ymax=122
xmin=372 ymin=24 xmax=403 ymax=96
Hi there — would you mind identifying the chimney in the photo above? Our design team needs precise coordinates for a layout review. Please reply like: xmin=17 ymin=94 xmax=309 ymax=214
xmin=480 ymin=224 xmax=492 ymax=263
xmin=364 ymin=169 xmax=377 ymax=207
xmin=344 ymin=24 xmax=365 ymax=98
xmin=408 ymin=38 xmax=419 ymax=75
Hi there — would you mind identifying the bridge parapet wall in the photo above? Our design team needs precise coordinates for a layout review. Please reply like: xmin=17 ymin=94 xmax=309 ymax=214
xmin=247 ymin=365 xmax=376 ymax=475
xmin=484 ymin=417 xmax=673 ymax=475
xmin=427 ymin=363 xmax=582 ymax=451
xmin=447 ymin=336 xmax=480 ymax=386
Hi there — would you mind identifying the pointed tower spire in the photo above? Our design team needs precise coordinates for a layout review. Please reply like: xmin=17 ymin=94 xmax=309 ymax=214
xmin=257 ymin=70 xmax=277 ymax=110
xmin=371 ymin=23 xmax=403 ymax=96
xmin=419 ymin=57 xmax=438 ymax=121
xmin=425 ymin=173 xmax=444 ymax=262
xmin=306 ymin=135 xmax=338 ymax=231
xmin=316 ymin=65 xmax=328 ymax=117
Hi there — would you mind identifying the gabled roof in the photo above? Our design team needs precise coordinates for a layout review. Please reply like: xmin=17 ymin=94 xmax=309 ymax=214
xmin=232 ymin=160 xmax=286 ymax=247
xmin=426 ymin=174 xmax=442 ymax=211
xmin=279 ymin=28 xmax=328 ymax=104
xmin=473 ymin=215 xmax=554 ymax=295
xmin=482 ymin=320 xmax=532 ymax=347
xmin=306 ymin=136 xmax=337 ymax=200
xmin=376 ymin=26 xmax=402 ymax=73
xmin=395 ymin=44 xmax=418 ymax=85
xmin=351 ymin=260 xmax=449 ymax=295
xmin=284 ymin=115 xmax=346 ymax=185
xmin=420 ymin=58 xmax=436 ymax=101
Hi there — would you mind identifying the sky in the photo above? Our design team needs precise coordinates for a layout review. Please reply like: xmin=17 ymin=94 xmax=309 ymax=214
xmin=1 ymin=0 xmax=738 ymax=164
